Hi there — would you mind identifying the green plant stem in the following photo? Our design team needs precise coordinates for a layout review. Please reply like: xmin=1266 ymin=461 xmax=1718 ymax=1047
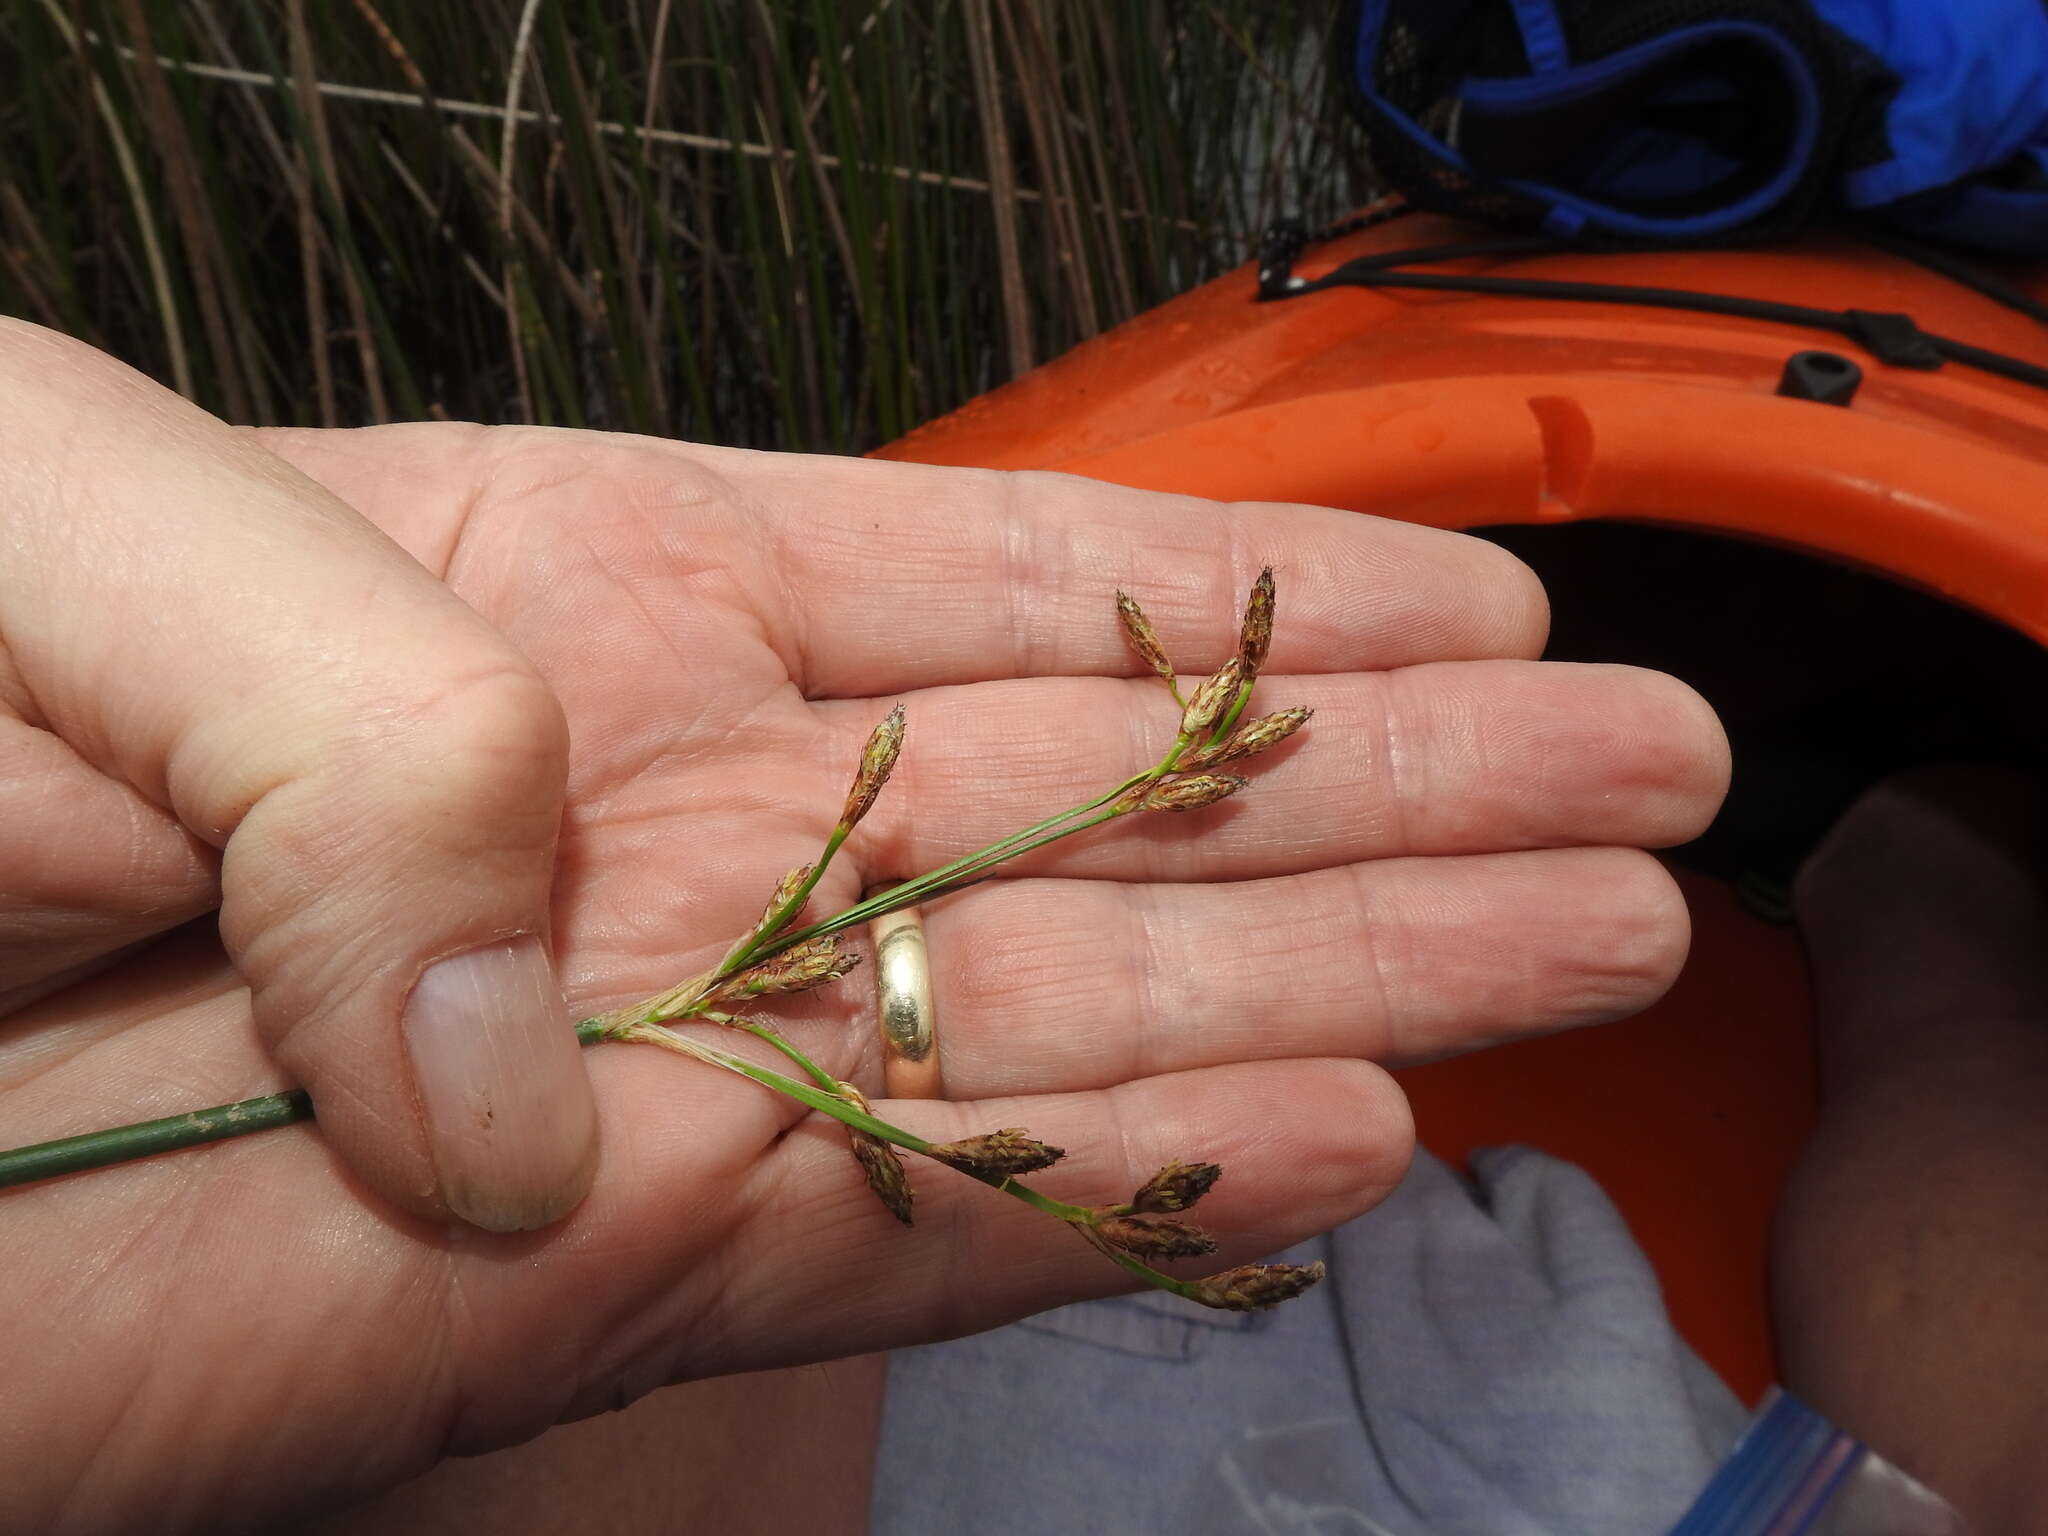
xmin=1212 ymin=678 xmax=1256 ymax=741
xmin=624 ymin=1022 xmax=1204 ymax=1301
xmin=0 ymin=1089 xmax=314 ymax=1190
xmin=0 ymin=1022 xmax=614 ymax=1190
xmin=1084 ymin=1236 xmax=1208 ymax=1302
xmin=705 ymin=1011 xmax=842 ymax=1093
xmin=0 ymin=1014 xmax=1208 ymax=1307
xmin=0 ymin=735 xmax=1208 ymax=1193
xmin=720 ymin=822 xmax=850 ymax=973
xmin=725 ymin=731 xmax=1195 ymax=977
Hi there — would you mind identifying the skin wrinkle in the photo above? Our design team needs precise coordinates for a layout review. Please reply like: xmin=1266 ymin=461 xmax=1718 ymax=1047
xmin=424 ymin=435 xmax=501 ymax=585
xmin=666 ymin=1139 xmax=820 ymax=1369
xmin=553 ymin=495 xmax=761 ymax=661
xmin=1371 ymin=667 xmax=1422 ymax=860
xmin=280 ymin=1052 xmax=409 ymax=1171
xmin=225 ymin=833 xmax=461 ymax=1062
xmin=565 ymin=519 xmax=734 ymax=724
xmin=1212 ymin=502 xmax=1268 ymax=664
xmin=0 ymin=939 xmax=235 ymax=1094
xmin=522 ymin=566 xmax=781 ymax=811
xmin=20 ymin=1032 xmax=272 ymax=1150
xmin=756 ymin=474 xmax=995 ymax=698
xmin=294 ymin=424 xmax=492 ymax=577
xmin=140 ymin=575 xmax=418 ymax=848
xmin=169 ymin=631 xmax=534 ymax=868
xmin=1124 ymin=883 xmax=1171 ymax=1085
xmin=723 ymin=1096 xmax=961 ymax=1343
xmin=1288 ymin=515 xmax=1541 ymax=672
xmin=1097 ymin=1067 xmax=1153 ymax=1263
xmin=998 ymin=471 xmax=1055 ymax=682
xmin=559 ymin=814 xmax=783 ymax=958
xmin=0 ymin=646 xmax=35 ymax=724
xmin=568 ymin=683 xmax=808 ymax=835
xmin=31 ymin=1200 xmax=213 ymax=1529
xmin=5 ymin=482 xmax=124 ymax=752
xmin=158 ymin=1235 xmax=305 ymax=1528
xmin=1343 ymin=861 xmax=1402 ymax=1061
xmin=42 ymin=1371 xmax=145 ymax=1532
xmin=434 ymin=1234 xmax=518 ymax=1461
xmin=467 ymin=432 xmax=616 ymax=558
xmin=441 ymin=1225 xmax=620 ymax=1428
xmin=748 ymin=459 xmax=828 ymax=696
xmin=281 ymin=1290 xmax=455 ymax=1509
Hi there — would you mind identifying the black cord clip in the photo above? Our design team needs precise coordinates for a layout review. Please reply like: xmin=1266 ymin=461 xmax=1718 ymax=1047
xmin=1843 ymin=310 xmax=1943 ymax=370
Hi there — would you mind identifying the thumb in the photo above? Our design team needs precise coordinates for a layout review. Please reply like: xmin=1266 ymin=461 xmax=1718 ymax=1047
xmin=0 ymin=321 xmax=596 ymax=1230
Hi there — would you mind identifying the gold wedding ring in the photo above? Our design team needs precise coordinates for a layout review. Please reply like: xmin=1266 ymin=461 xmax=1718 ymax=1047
xmin=871 ymin=902 xmax=942 ymax=1099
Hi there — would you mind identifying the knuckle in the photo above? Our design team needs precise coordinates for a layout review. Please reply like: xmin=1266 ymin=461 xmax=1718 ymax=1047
xmin=222 ymin=661 xmax=566 ymax=991
xmin=379 ymin=661 xmax=569 ymax=829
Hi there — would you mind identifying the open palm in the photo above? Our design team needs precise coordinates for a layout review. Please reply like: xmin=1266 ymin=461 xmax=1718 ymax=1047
xmin=0 ymin=329 xmax=1726 ymax=1532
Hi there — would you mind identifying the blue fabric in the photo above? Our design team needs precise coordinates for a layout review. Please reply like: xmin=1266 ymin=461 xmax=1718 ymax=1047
xmin=1453 ymin=22 xmax=1823 ymax=240
xmin=1888 ymin=147 xmax=2048 ymax=255
xmin=1816 ymin=0 xmax=2048 ymax=212
xmin=1507 ymin=0 xmax=1572 ymax=74
xmin=872 ymin=1148 xmax=1750 ymax=1536
xmin=1349 ymin=0 xmax=2048 ymax=251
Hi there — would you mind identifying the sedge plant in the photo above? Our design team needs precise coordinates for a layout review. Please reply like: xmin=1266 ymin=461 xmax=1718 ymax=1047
xmin=0 ymin=571 xmax=1321 ymax=1311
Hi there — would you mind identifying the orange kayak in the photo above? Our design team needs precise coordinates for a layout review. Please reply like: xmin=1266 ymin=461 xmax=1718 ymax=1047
xmin=877 ymin=211 xmax=2048 ymax=1401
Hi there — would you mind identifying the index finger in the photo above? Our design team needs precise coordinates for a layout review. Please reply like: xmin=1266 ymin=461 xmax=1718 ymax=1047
xmin=690 ymin=445 xmax=1553 ymax=697
xmin=257 ymin=427 xmax=1548 ymax=700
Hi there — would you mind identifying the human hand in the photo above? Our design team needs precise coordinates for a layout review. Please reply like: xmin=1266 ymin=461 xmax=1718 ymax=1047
xmin=0 ymin=323 xmax=1727 ymax=1531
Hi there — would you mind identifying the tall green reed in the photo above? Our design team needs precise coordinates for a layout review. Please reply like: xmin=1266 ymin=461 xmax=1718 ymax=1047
xmin=0 ymin=1 xmax=1369 ymax=450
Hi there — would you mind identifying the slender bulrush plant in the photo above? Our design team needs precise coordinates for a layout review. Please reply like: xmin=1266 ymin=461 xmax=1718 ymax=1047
xmin=0 ymin=572 xmax=1321 ymax=1310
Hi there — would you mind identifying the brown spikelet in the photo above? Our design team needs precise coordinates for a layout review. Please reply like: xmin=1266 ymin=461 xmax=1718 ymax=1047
xmin=1115 ymin=590 xmax=1178 ymax=693
xmin=840 ymin=704 xmax=906 ymax=829
xmin=1178 ymin=706 xmax=1312 ymax=770
xmin=1129 ymin=1160 xmax=1222 ymax=1214
xmin=926 ymin=1128 xmax=1066 ymax=1178
xmin=755 ymin=864 xmax=815 ymax=935
xmin=1108 ymin=781 xmax=1156 ymax=816
xmin=1188 ymin=1261 xmax=1327 ymax=1312
xmin=1238 ymin=567 xmax=1276 ymax=679
xmin=716 ymin=934 xmax=859 ymax=998
xmin=1180 ymin=657 xmax=1245 ymax=737
xmin=839 ymin=1082 xmax=914 ymax=1225
xmin=1142 ymin=773 xmax=1248 ymax=813
xmin=1092 ymin=1214 xmax=1218 ymax=1261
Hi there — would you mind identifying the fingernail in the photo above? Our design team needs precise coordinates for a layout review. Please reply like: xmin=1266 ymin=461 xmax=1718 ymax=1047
xmin=403 ymin=936 xmax=598 ymax=1232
